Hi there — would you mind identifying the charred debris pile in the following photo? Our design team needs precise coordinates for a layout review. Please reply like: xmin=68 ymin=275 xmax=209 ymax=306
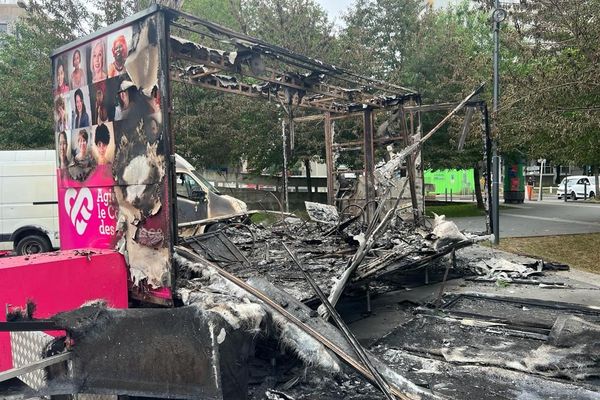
xmin=169 ymin=199 xmax=600 ymax=399
xmin=177 ymin=202 xmax=479 ymax=304
xmin=171 ymin=202 xmax=484 ymax=399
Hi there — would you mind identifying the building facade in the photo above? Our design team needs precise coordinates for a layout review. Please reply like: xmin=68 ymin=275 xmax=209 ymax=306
xmin=0 ymin=0 xmax=24 ymax=36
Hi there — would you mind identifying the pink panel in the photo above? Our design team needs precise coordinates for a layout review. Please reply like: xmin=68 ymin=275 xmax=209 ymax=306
xmin=57 ymin=167 xmax=118 ymax=250
xmin=0 ymin=249 xmax=128 ymax=372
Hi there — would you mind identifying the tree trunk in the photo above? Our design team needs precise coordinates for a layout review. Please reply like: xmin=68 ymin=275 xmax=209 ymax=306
xmin=304 ymin=158 xmax=313 ymax=201
xmin=473 ymin=164 xmax=485 ymax=209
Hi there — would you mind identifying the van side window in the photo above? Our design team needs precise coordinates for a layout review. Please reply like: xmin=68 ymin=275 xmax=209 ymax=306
xmin=176 ymin=173 xmax=202 ymax=198
xmin=176 ymin=173 xmax=189 ymax=198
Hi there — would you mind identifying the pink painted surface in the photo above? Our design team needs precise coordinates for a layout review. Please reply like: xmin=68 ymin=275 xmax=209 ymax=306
xmin=0 ymin=249 xmax=128 ymax=372
xmin=57 ymin=167 xmax=118 ymax=250
xmin=149 ymin=287 xmax=172 ymax=299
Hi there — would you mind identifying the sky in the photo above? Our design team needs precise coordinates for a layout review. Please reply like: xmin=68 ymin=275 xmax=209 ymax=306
xmin=315 ymin=0 xmax=457 ymax=25
xmin=315 ymin=0 xmax=354 ymax=24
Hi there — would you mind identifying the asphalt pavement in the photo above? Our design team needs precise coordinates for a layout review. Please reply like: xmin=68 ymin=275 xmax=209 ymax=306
xmin=450 ymin=198 xmax=600 ymax=237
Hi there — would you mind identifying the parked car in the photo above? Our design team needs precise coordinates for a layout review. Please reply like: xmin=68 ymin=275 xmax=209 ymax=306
xmin=557 ymin=175 xmax=596 ymax=200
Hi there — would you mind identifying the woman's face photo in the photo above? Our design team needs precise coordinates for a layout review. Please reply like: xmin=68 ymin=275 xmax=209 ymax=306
xmin=78 ymin=133 xmax=87 ymax=156
xmin=92 ymin=43 xmax=104 ymax=74
xmin=150 ymin=118 xmax=159 ymax=136
xmin=113 ymin=40 xmax=126 ymax=65
xmin=57 ymin=64 xmax=65 ymax=85
xmin=76 ymin=93 xmax=83 ymax=114
xmin=119 ymin=90 xmax=130 ymax=109
xmin=59 ymin=134 xmax=68 ymax=157
xmin=96 ymin=140 xmax=107 ymax=158
xmin=73 ymin=50 xmax=81 ymax=68
xmin=58 ymin=103 xmax=65 ymax=119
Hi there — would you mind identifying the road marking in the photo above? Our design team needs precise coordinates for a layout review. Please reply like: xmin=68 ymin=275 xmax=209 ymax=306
xmin=503 ymin=204 xmax=531 ymax=209
xmin=528 ymin=202 xmax=600 ymax=209
xmin=502 ymin=213 xmax=600 ymax=227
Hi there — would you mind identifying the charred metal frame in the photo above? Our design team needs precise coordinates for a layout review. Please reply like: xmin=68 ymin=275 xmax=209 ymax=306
xmin=159 ymin=7 xmax=490 ymax=224
xmin=160 ymin=8 xmax=429 ymax=219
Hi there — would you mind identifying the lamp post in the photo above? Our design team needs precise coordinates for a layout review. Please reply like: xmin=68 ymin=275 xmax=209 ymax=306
xmin=491 ymin=1 xmax=506 ymax=245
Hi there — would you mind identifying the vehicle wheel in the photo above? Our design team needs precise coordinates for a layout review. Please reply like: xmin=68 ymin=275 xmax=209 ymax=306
xmin=16 ymin=235 xmax=51 ymax=255
xmin=589 ymin=191 xmax=595 ymax=199
xmin=570 ymin=191 xmax=577 ymax=200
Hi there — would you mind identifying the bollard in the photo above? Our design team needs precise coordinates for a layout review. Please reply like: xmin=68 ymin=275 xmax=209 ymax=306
xmin=445 ymin=188 xmax=448 ymax=202
xmin=564 ymin=178 xmax=568 ymax=202
xmin=584 ymin=182 xmax=587 ymax=200
xmin=450 ymin=189 xmax=453 ymax=202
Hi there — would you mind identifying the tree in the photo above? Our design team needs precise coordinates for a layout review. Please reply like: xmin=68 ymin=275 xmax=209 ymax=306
xmin=340 ymin=0 xmax=424 ymax=79
xmin=476 ymin=0 xmax=600 ymax=190
xmin=341 ymin=0 xmax=493 ymax=207
xmin=409 ymin=2 xmax=492 ymax=208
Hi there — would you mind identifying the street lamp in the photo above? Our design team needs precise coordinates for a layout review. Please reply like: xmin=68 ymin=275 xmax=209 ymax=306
xmin=491 ymin=1 xmax=506 ymax=245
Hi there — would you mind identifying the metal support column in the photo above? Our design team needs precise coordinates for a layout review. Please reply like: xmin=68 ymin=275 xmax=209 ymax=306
xmin=281 ymin=119 xmax=289 ymax=213
xmin=491 ymin=0 xmax=505 ymax=245
xmin=363 ymin=108 xmax=376 ymax=220
xmin=324 ymin=112 xmax=335 ymax=205
xmin=492 ymin=149 xmax=500 ymax=243
xmin=402 ymin=108 xmax=420 ymax=221
xmin=482 ymin=104 xmax=493 ymax=235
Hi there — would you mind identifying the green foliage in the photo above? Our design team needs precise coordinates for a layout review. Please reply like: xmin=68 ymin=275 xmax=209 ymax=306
xmin=0 ymin=23 xmax=55 ymax=149
xmin=4 ymin=0 xmax=597 ymax=176
xmin=340 ymin=0 xmax=424 ymax=79
xmin=482 ymin=0 xmax=600 ymax=167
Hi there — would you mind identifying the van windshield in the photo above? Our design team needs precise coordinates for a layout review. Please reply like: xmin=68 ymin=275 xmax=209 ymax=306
xmin=191 ymin=170 xmax=220 ymax=194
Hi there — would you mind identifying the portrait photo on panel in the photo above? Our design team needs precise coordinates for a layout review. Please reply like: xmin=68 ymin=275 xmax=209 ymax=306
xmin=68 ymin=128 xmax=96 ymax=181
xmin=91 ymin=122 xmax=115 ymax=166
xmin=69 ymin=46 xmax=88 ymax=90
xmin=54 ymin=94 xmax=70 ymax=133
xmin=71 ymin=86 xmax=92 ymax=129
xmin=56 ymin=130 xmax=71 ymax=170
xmin=106 ymin=26 xmax=132 ymax=78
xmin=53 ymin=55 xmax=70 ymax=97
xmin=90 ymin=38 xmax=108 ymax=83
xmin=91 ymin=80 xmax=111 ymax=125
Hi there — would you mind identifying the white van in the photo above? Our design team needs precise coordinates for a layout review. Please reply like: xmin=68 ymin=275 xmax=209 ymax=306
xmin=175 ymin=154 xmax=247 ymax=228
xmin=0 ymin=150 xmax=60 ymax=254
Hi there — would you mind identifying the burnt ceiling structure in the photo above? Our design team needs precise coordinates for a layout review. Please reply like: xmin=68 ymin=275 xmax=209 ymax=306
xmin=165 ymin=8 xmax=491 ymax=226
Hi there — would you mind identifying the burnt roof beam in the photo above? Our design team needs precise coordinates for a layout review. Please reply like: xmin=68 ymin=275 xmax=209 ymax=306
xmin=171 ymin=68 xmax=346 ymax=113
xmin=169 ymin=36 xmax=401 ymax=107
xmin=171 ymin=48 xmax=416 ymax=112
xmin=168 ymin=10 xmax=416 ymax=95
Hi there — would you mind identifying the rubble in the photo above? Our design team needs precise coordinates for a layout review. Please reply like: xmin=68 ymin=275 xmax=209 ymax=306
xmin=171 ymin=201 xmax=600 ymax=399
xmin=181 ymin=206 xmax=474 ymax=304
